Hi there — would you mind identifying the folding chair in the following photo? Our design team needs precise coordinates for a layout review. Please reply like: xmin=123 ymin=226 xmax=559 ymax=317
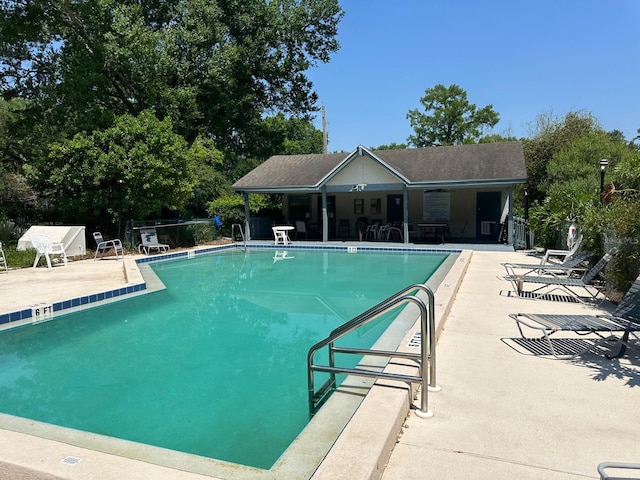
xmin=138 ymin=227 xmax=170 ymax=255
xmin=93 ymin=232 xmax=124 ymax=260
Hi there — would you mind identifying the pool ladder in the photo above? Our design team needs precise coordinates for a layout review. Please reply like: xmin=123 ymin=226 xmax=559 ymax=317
xmin=307 ymin=283 xmax=439 ymax=418
xmin=231 ymin=223 xmax=246 ymax=251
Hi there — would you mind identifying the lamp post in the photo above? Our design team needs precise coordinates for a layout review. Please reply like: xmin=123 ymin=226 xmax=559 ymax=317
xmin=599 ymin=159 xmax=608 ymax=205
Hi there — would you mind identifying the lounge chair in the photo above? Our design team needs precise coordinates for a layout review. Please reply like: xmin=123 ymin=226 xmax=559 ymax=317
xmin=93 ymin=232 xmax=124 ymax=260
xmin=509 ymin=270 xmax=640 ymax=358
xmin=502 ymin=251 xmax=592 ymax=277
xmin=540 ymin=233 xmax=583 ymax=265
xmin=0 ymin=241 xmax=7 ymax=272
xmin=598 ymin=462 xmax=640 ymax=480
xmin=30 ymin=233 xmax=68 ymax=268
xmin=138 ymin=227 xmax=170 ymax=255
xmin=504 ymin=247 xmax=618 ymax=302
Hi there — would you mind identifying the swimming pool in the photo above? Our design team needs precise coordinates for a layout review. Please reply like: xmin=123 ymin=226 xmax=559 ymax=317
xmin=0 ymin=248 xmax=447 ymax=470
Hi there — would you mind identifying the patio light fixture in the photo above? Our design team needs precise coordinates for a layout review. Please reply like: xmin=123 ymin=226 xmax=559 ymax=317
xmin=350 ymin=183 xmax=367 ymax=192
xmin=599 ymin=159 xmax=608 ymax=205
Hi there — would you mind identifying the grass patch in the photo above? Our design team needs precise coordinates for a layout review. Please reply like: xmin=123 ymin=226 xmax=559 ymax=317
xmin=2 ymin=246 xmax=37 ymax=269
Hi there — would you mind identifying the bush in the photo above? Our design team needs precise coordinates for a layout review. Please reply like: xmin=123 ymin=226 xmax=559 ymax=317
xmin=583 ymin=193 xmax=640 ymax=296
xmin=0 ymin=220 xmax=19 ymax=246
xmin=186 ymin=223 xmax=218 ymax=245
xmin=207 ymin=193 xmax=277 ymax=236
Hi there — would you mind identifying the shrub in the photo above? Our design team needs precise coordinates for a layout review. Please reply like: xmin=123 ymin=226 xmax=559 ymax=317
xmin=186 ymin=223 xmax=218 ymax=245
xmin=0 ymin=220 xmax=18 ymax=246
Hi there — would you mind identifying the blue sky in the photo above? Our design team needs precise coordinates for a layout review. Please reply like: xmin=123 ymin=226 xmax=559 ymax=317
xmin=307 ymin=0 xmax=640 ymax=153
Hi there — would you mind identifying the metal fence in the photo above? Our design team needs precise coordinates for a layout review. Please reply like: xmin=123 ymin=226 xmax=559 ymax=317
xmin=513 ymin=216 xmax=534 ymax=250
xmin=124 ymin=218 xmax=218 ymax=251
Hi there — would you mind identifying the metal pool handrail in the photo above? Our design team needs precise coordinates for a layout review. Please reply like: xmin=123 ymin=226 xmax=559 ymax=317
xmin=307 ymin=283 xmax=438 ymax=418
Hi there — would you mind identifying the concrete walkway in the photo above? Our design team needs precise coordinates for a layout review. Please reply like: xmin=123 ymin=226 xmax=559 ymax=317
xmin=0 ymin=248 xmax=638 ymax=479
xmin=382 ymin=250 xmax=640 ymax=480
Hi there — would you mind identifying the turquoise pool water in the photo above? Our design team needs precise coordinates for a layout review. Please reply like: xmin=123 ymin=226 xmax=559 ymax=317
xmin=0 ymin=248 xmax=446 ymax=469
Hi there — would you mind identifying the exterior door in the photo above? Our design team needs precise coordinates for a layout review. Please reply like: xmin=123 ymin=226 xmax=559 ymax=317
xmin=386 ymin=194 xmax=403 ymax=222
xmin=476 ymin=192 xmax=501 ymax=240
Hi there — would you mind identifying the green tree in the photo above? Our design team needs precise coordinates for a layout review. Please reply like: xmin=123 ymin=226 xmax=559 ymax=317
xmin=522 ymin=111 xmax=599 ymax=205
xmin=185 ymin=137 xmax=229 ymax=217
xmin=406 ymin=84 xmax=499 ymax=147
xmin=478 ymin=133 xmax=518 ymax=143
xmin=25 ymin=111 xmax=198 ymax=233
xmin=252 ymin=113 xmax=324 ymax=160
xmin=0 ymin=0 xmax=343 ymax=158
xmin=528 ymin=130 xmax=633 ymax=249
xmin=371 ymin=142 xmax=407 ymax=150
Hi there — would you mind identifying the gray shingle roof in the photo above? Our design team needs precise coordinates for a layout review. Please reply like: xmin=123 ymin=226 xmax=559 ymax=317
xmin=232 ymin=141 xmax=526 ymax=191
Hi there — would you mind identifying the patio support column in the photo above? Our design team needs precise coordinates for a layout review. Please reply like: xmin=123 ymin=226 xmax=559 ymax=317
xmin=321 ymin=187 xmax=328 ymax=242
xmin=403 ymin=185 xmax=409 ymax=244
xmin=507 ymin=186 xmax=514 ymax=246
xmin=243 ymin=192 xmax=251 ymax=240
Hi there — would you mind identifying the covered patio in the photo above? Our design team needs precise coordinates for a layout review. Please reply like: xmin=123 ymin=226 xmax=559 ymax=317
xmin=232 ymin=142 xmax=527 ymax=246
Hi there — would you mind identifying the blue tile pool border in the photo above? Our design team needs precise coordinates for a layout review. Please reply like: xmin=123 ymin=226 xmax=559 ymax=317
xmin=0 ymin=242 xmax=462 ymax=328
xmin=0 ymin=282 xmax=147 ymax=327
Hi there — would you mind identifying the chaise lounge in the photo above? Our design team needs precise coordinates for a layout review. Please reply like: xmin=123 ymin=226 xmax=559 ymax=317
xmin=503 ymin=247 xmax=618 ymax=302
xmin=502 ymin=251 xmax=592 ymax=277
xmin=509 ymin=271 xmax=640 ymax=359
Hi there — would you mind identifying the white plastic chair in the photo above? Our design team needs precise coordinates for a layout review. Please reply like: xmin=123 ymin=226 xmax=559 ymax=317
xmin=378 ymin=223 xmax=391 ymax=240
xmin=30 ymin=233 xmax=68 ymax=268
xmin=272 ymin=227 xmax=290 ymax=246
xmin=365 ymin=222 xmax=379 ymax=240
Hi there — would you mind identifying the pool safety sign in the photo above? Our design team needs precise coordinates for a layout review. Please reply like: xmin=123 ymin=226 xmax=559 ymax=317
xmin=31 ymin=303 xmax=54 ymax=321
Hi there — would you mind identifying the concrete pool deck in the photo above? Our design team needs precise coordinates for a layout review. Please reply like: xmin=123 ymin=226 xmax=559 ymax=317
xmin=0 ymin=244 xmax=638 ymax=479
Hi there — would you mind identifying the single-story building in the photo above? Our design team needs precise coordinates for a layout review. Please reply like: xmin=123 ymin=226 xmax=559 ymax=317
xmin=232 ymin=141 xmax=527 ymax=245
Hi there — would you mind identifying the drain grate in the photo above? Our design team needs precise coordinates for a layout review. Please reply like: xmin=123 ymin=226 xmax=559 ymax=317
xmin=60 ymin=456 xmax=82 ymax=466
xmin=407 ymin=332 xmax=421 ymax=348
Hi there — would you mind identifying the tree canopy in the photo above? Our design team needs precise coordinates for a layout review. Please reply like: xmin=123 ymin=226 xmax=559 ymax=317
xmin=25 ymin=110 xmax=201 ymax=228
xmin=0 ymin=0 xmax=342 ymax=157
xmin=0 ymin=0 xmax=341 ymax=232
xmin=406 ymin=84 xmax=499 ymax=147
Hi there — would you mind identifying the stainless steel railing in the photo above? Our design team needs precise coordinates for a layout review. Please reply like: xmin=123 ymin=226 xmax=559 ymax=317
xmin=307 ymin=283 xmax=438 ymax=418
